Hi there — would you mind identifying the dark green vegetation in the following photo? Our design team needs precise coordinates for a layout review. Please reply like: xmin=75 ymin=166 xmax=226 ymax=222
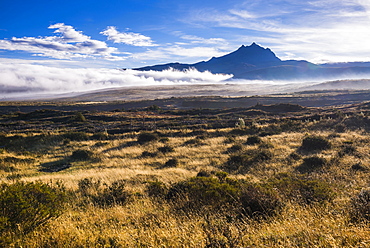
xmin=0 ymin=181 xmax=67 ymax=245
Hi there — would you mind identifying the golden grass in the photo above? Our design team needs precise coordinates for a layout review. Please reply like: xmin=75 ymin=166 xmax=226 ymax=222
xmin=2 ymin=127 xmax=370 ymax=247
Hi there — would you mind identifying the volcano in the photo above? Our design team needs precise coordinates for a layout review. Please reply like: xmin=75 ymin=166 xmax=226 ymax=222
xmin=133 ymin=43 xmax=370 ymax=80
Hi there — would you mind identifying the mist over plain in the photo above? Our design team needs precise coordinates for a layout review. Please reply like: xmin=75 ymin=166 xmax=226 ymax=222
xmin=1 ymin=62 xmax=370 ymax=101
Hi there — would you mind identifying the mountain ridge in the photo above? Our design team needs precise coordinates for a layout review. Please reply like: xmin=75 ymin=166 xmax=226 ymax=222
xmin=133 ymin=43 xmax=370 ymax=80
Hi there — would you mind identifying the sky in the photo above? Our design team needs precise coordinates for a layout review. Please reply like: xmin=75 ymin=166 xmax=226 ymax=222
xmin=1 ymin=0 xmax=370 ymax=98
xmin=1 ymin=0 xmax=370 ymax=68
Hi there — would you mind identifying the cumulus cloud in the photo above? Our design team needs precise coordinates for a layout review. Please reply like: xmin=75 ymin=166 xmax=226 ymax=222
xmin=0 ymin=23 xmax=124 ymax=60
xmin=101 ymin=26 xmax=156 ymax=46
xmin=0 ymin=62 xmax=232 ymax=99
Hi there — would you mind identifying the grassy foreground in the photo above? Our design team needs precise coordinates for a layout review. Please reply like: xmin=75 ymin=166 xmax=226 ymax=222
xmin=1 ymin=103 xmax=370 ymax=247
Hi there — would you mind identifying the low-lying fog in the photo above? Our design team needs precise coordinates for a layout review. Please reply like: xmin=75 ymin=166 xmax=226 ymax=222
xmin=1 ymin=63 xmax=370 ymax=101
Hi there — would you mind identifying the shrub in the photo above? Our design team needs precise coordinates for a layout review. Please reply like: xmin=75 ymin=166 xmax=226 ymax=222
xmin=300 ymin=136 xmax=331 ymax=152
xmin=246 ymin=135 xmax=262 ymax=145
xmin=70 ymin=149 xmax=95 ymax=161
xmin=146 ymin=181 xmax=168 ymax=199
xmin=269 ymin=174 xmax=336 ymax=205
xmin=166 ymin=176 xmax=283 ymax=218
xmin=351 ymin=163 xmax=368 ymax=171
xmin=166 ymin=176 xmax=241 ymax=212
xmin=162 ymin=158 xmax=179 ymax=168
xmin=253 ymin=149 xmax=273 ymax=162
xmin=97 ymin=180 xmax=128 ymax=206
xmin=77 ymin=178 xmax=129 ymax=207
xmin=288 ymin=152 xmax=302 ymax=161
xmin=157 ymin=145 xmax=174 ymax=154
xmin=226 ymin=154 xmax=252 ymax=172
xmin=91 ymin=131 xmax=109 ymax=140
xmin=338 ymin=144 xmax=357 ymax=157
xmin=77 ymin=177 xmax=101 ymax=196
xmin=225 ymin=149 xmax=273 ymax=172
xmin=63 ymin=131 xmax=89 ymax=141
xmin=297 ymin=156 xmax=328 ymax=172
xmin=0 ymin=181 xmax=67 ymax=242
xmin=350 ymin=188 xmax=370 ymax=222
xmin=141 ymin=151 xmax=158 ymax=158
xmin=240 ymin=184 xmax=283 ymax=218
xmin=226 ymin=144 xmax=243 ymax=153
xmin=137 ymin=132 xmax=158 ymax=144
xmin=183 ymin=138 xmax=205 ymax=146
xmin=72 ymin=112 xmax=86 ymax=122
xmin=197 ymin=170 xmax=212 ymax=177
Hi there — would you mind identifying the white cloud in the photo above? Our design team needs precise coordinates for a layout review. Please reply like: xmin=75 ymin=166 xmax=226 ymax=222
xmin=101 ymin=26 xmax=156 ymax=47
xmin=187 ymin=0 xmax=370 ymax=63
xmin=49 ymin=23 xmax=90 ymax=42
xmin=0 ymin=23 xmax=124 ymax=60
xmin=0 ymin=62 xmax=232 ymax=99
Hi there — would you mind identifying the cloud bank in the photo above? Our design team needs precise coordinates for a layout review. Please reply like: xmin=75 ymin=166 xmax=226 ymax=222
xmin=0 ymin=63 xmax=232 ymax=99
xmin=0 ymin=23 xmax=123 ymax=60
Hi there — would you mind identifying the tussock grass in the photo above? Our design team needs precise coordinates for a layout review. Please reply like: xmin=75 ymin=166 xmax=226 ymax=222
xmin=2 ymin=105 xmax=370 ymax=246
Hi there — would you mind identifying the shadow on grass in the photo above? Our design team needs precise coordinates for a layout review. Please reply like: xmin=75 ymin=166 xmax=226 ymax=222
xmin=39 ymin=159 xmax=71 ymax=172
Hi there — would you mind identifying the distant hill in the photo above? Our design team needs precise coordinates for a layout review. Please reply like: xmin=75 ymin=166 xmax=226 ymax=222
xmin=133 ymin=43 xmax=370 ymax=80
xmin=297 ymin=79 xmax=370 ymax=91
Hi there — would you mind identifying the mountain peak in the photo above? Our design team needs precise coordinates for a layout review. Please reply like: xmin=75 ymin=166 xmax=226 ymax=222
xmin=218 ymin=42 xmax=281 ymax=65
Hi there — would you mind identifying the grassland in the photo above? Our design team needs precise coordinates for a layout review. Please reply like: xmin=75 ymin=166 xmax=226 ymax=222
xmin=1 ymin=100 xmax=370 ymax=247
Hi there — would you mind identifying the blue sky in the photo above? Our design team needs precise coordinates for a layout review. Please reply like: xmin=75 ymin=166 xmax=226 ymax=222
xmin=1 ymin=0 xmax=370 ymax=69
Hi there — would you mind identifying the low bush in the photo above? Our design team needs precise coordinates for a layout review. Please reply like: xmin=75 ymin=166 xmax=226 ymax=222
xmin=137 ymin=132 xmax=159 ymax=144
xmin=240 ymin=184 xmax=283 ymax=218
xmin=246 ymin=135 xmax=262 ymax=145
xmin=351 ymin=163 xmax=368 ymax=171
xmin=146 ymin=181 xmax=169 ymax=200
xmin=77 ymin=178 xmax=129 ymax=207
xmin=70 ymin=149 xmax=95 ymax=161
xmin=226 ymin=144 xmax=243 ymax=153
xmin=297 ymin=156 xmax=328 ymax=172
xmin=350 ymin=188 xmax=370 ymax=222
xmin=63 ymin=131 xmax=89 ymax=141
xmin=166 ymin=176 xmax=283 ymax=218
xmin=157 ymin=145 xmax=174 ymax=154
xmin=226 ymin=154 xmax=252 ymax=172
xmin=141 ymin=151 xmax=158 ymax=158
xmin=166 ymin=176 xmax=241 ymax=212
xmin=196 ymin=170 xmax=213 ymax=177
xmin=77 ymin=177 xmax=102 ymax=197
xmin=91 ymin=131 xmax=109 ymax=140
xmin=71 ymin=112 xmax=86 ymax=122
xmin=162 ymin=158 xmax=179 ymax=168
xmin=269 ymin=174 xmax=336 ymax=205
xmin=97 ymin=180 xmax=128 ymax=206
xmin=225 ymin=149 xmax=273 ymax=172
xmin=300 ymin=136 xmax=331 ymax=152
xmin=0 ymin=181 xmax=67 ymax=244
xmin=338 ymin=144 xmax=357 ymax=157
